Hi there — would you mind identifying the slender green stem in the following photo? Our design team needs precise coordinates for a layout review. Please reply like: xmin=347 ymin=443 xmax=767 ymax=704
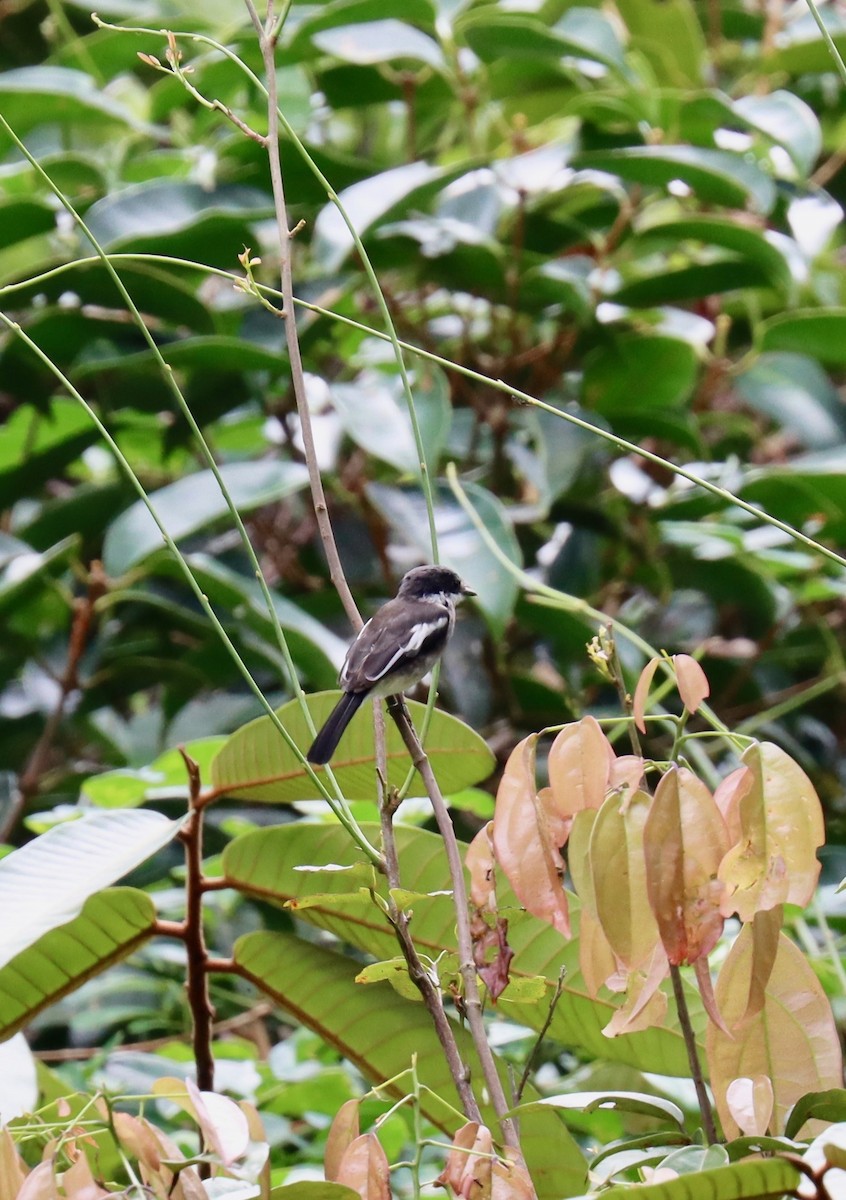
xmin=0 ymin=310 xmax=381 ymax=865
xmin=804 ymin=0 xmax=846 ymax=86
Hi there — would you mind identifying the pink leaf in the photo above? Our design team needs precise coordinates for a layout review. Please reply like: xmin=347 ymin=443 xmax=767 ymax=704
xmin=632 ymin=658 xmax=660 ymax=734
xmin=674 ymin=654 xmax=710 ymax=714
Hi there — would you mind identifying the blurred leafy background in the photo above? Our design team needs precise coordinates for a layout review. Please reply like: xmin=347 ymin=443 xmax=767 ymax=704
xmin=1 ymin=0 xmax=846 ymax=1174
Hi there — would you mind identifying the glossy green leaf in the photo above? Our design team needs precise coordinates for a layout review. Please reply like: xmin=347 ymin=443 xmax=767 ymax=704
xmin=583 ymin=335 xmax=698 ymax=412
xmin=235 ymin=930 xmax=588 ymax=1200
xmin=0 ymin=535 xmax=78 ymax=613
xmin=600 ymin=1158 xmax=800 ymax=1200
xmin=634 ymin=217 xmax=793 ymax=292
xmin=0 ymin=810 xmax=182 ymax=970
xmin=313 ymin=21 xmax=444 ymax=69
xmin=0 ymin=888 xmax=157 ymax=1042
xmin=784 ymin=1089 xmax=846 ymax=1140
xmin=573 ymin=146 xmax=776 ymax=215
xmin=764 ymin=11 xmax=846 ymax=76
xmin=85 ymin=181 xmax=273 ymax=256
xmin=734 ymin=353 xmax=846 ymax=449
xmin=102 ymin=460 xmax=310 ymax=576
xmin=516 ymin=1091 xmax=685 ymax=1126
xmin=615 ymin=0 xmax=705 ymax=84
xmin=461 ymin=10 xmax=623 ymax=70
xmin=82 ymin=738 xmax=226 ymax=807
xmin=211 ymin=692 xmax=494 ymax=802
xmin=223 ymin=822 xmax=694 ymax=1075
xmin=0 ymin=197 xmax=55 ymax=253
xmin=733 ymin=91 xmax=821 ymax=175
xmin=760 ymin=310 xmax=846 ymax=366
xmin=612 ymin=260 xmax=772 ymax=307
xmin=367 ymin=481 xmax=521 ymax=637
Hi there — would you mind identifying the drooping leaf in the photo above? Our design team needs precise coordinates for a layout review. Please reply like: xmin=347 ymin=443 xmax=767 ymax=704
xmin=492 ymin=736 xmax=571 ymax=938
xmin=335 ymin=1133 xmax=390 ymax=1200
xmin=633 ymin=658 xmax=661 ymax=734
xmin=0 ymin=887 xmax=157 ymax=1042
xmin=707 ymin=928 xmax=842 ymax=1137
xmin=725 ymin=1076 xmax=774 ymax=1138
xmin=590 ymin=789 xmax=661 ymax=971
xmin=0 ymin=811 xmax=181 ymax=971
xmin=718 ymin=742 xmax=824 ymax=922
xmin=102 ymin=460 xmax=310 ymax=576
xmin=546 ymin=717 xmax=612 ymax=817
xmin=325 ymin=1099 xmax=361 ymax=1182
xmin=673 ymin=656 xmax=710 ymax=714
xmin=210 ymin=692 xmax=494 ymax=802
xmin=643 ymin=767 xmax=729 ymax=965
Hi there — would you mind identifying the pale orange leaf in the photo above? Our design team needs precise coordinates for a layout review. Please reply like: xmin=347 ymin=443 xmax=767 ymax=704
xmin=674 ymin=654 xmax=710 ymax=714
xmin=336 ymin=1133 xmax=391 ymax=1200
xmin=547 ymin=717 xmax=612 ymax=817
xmin=60 ymin=1153 xmax=109 ymax=1200
xmin=184 ymin=1079 xmax=249 ymax=1167
xmin=0 ymin=1129 xmax=26 ymax=1200
xmin=714 ymin=767 xmax=752 ymax=846
xmin=590 ymin=789 xmax=660 ymax=971
xmin=16 ymin=1162 xmax=57 ymax=1200
xmin=706 ymin=927 xmax=842 ymax=1137
xmin=578 ymin=908 xmax=618 ymax=999
xmin=602 ymin=943 xmax=669 ymax=1037
xmin=466 ymin=822 xmax=496 ymax=911
xmin=644 ymin=767 xmax=729 ymax=965
xmin=693 ymin=957 xmax=729 ymax=1035
xmin=112 ymin=1113 xmax=162 ymax=1173
xmin=437 ymin=1123 xmax=494 ymax=1200
xmin=492 ymin=737 xmax=570 ymax=938
xmin=491 ymin=1149 xmax=536 ymax=1200
xmin=726 ymin=1075 xmax=774 ymax=1137
xmin=632 ymin=657 xmax=660 ymax=734
xmin=325 ymin=1099 xmax=360 ymax=1182
xmin=718 ymin=742 xmax=824 ymax=922
xmin=609 ymin=755 xmax=645 ymax=796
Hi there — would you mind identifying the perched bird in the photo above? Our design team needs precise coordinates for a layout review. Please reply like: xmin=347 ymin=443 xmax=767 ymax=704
xmin=307 ymin=564 xmax=475 ymax=764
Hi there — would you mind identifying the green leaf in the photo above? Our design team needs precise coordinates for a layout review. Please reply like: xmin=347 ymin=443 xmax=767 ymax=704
xmin=573 ymin=146 xmax=776 ymax=215
xmin=615 ymin=0 xmax=706 ymax=84
xmin=222 ymin=823 xmax=695 ymax=1075
xmin=211 ymin=692 xmax=494 ymax=802
xmin=85 ymin=181 xmax=273 ymax=259
xmin=583 ymin=335 xmax=698 ymax=412
xmin=102 ymin=460 xmax=310 ymax=576
xmin=0 ymin=536 xmax=78 ymax=614
xmin=367 ymin=481 xmax=521 ymax=637
xmin=612 ymin=260 xmax=772 ymax=307
xmin=0 ymin=888 xmax=157 ymax=1042
xmin=270 ymin=1186 xmax=360 ymax=1200
xmin=516 ymin=1091 xmax=685 ymax=1127
xmin=764 ymin=10 xmax=846 ymax=76
xmin=235 ymin=930 xmax=588 ymax=1200
xmin=0 ymin=398 xmax=100 ymax=509
xmin=461 ymin=10 xmax=624 ymax=70
xmin=82 ymin=738 xmax=227 ymax=807
xmin=734 ymin=353 xmax=846 ymax=449
xmin=784 ymin=1088 xmax=846 ymax=1139
xmin=313 ymin=20 xmax=444 ymax=69
xmin=0 ymin=810 xmax=182 ymax=970
xmin=733 ymin=91 xmax=822 ymax=176
xmin=633 ymin=217 xmax=793 ymax=293
xmin=760 ymin=310 xmax=846 ymax=366
xmin=599 ymin=1156 xmax=800 ymax=1200
xmin=0 ymin=197 xmax=56 ymax=253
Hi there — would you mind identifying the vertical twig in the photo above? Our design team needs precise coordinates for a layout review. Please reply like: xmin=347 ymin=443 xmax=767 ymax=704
xmin=179 ymin=748 xmax=215 ymax=1099
xmin=669 ymin=964 xmax=718 ymax=1144
xmin=387 ymin=697 xmax=522 ymax=1154
xmin=2 ymin=562 xmax=106 ymax=842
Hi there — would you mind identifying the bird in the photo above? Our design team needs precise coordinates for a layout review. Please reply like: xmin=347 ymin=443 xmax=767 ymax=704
xmin=306 ymin=564 xmax=476 ymax=765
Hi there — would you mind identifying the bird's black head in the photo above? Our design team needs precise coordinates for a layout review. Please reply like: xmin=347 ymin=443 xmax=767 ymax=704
xmin=397 ymin=565 xmax=475 ymax=602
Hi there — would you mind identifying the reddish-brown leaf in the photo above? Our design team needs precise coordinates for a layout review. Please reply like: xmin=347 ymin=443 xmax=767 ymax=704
xmin=744 ymin=906 xmax=782 ymax=1022
xmin=674 ymin=654 xmax=710 ymax=714
xmin=718 ymin=742 xmax=825 ymax=921
xmin=112 ymin=1114 xmax=162 ymax=1174
xmin=466 ymin=821 xmax=496 ymax=911
xmin=336 ymin=1133 xmax=391 ymax=1200
xmin=706 ymin=927 xmax=842 ymax=1137
xmin=437 ymin=1123 xmax=494 ymax=1200
xmin=547 ymin=717 xmax=612 ymax=817
xmin=693 ymin=956 xmax=729 ymax=1035
xmin=325 ymin=1099 xmax=361 ymax=1183
xmin=590 ymin=789 xmax=660 ymax=971
xmin=644 ymin=767 xmax=729 ymax=965
xmin=632 ymin=657 xmax=660 ymax=734
xmin=492 ymin=737 xmax=570 ymax=938
xmin=473 ymin=916 xmax=515 ymax=1003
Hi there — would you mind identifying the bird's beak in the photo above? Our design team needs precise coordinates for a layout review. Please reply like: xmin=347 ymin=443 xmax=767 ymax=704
xmin=461 ymin=582 xmax=476 ymax=597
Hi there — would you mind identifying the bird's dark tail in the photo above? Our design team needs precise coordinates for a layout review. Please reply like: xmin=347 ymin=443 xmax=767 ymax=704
xmin=307 ymin=692 xmax=366 ymax=764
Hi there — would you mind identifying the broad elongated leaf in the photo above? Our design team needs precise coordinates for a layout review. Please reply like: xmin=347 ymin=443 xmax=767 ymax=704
xmin=0 ymin=809 xmax=181 ymax=970
xmin=234 ymin=930 xmax=587 ymax=1200
xmin=102 ymin=460 xmax=310 ymax=576
xmin=519 ymin=1090 xmax=684 ymax=1126
xmin=734 ymin=353 xmax=846 ymax=450
xmin=573 ymin=146 xmax=775 ymax=214
xmin=313 ymin=20 xmax=444 ymax=69
xmin=222 ymin=822 xmax=694 ymax=1075
xmin=706 ymin=928 xmax=842 ymax=1137
xmin=760 ymin=310 xmax=846 ymax=366
xmin=492 ymin=735 xmax=570 ymax=937
xmin=0 ymin=888 xmax=156 ymax=1042
xmin=633 ymin=217 xmax=792 ymax=292
xmin=210 ymin=692 xmax=494 ymax=802
xmin=644 ymin=767 xmax=728 ymax=965
xmin=547 ymin=717 xmax=611 ymax=816
xmin=590 ymin=790 xmax=660 ymax=971
xmin=718 ymin=742 xmax=824 ymax=922
xmin=600 ymin=1158 xmax=800 ymax=1200
xmin=82 ymin=739 xmax=226 ymax=807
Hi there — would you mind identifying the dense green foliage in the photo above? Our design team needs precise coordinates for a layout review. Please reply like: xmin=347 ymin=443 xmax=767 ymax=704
xmin=1 ymin=0 xmax=846 ymax=1194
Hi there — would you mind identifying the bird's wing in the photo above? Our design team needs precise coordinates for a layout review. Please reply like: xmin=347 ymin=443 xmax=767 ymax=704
xmin=340 ymin=599 xmax=450 ymax=690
